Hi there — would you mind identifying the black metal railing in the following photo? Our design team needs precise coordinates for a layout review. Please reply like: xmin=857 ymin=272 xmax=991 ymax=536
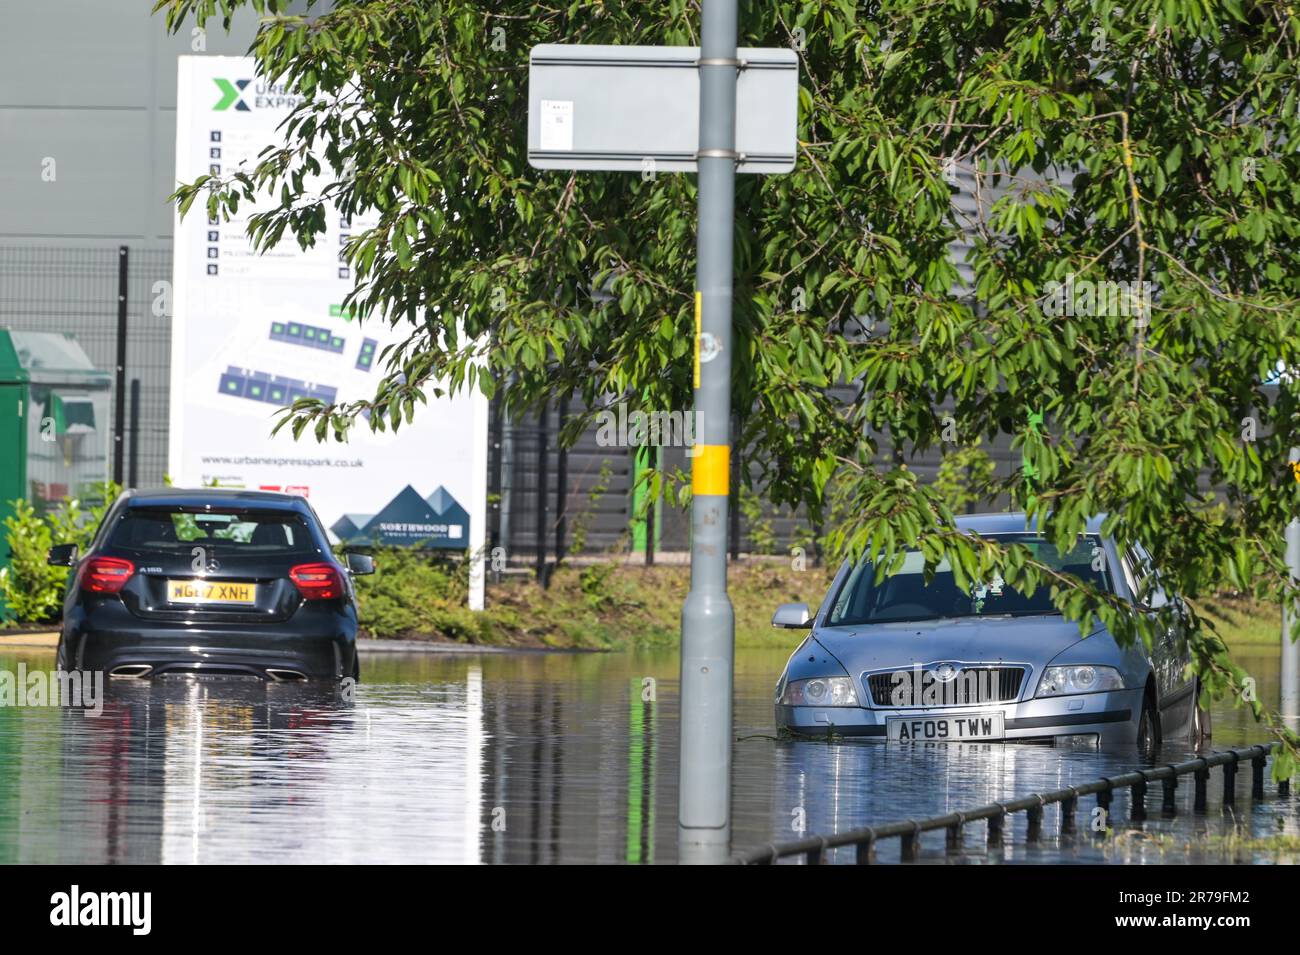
xmin=733 ymin=742 xmax=1290 ymax=865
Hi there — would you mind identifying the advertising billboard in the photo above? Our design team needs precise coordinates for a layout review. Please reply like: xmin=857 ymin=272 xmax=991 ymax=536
xmin=169 ymin=56 xmax=486 ymax=608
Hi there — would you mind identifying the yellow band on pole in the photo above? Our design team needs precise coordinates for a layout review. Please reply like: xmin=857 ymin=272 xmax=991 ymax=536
xmin=693 ymin=290 xmax=702 ymax=389
xmin=692 ymin=444 xmax=730 ymax=496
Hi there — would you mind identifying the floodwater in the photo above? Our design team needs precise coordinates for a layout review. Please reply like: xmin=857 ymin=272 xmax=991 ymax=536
xmin=0 ymin=643 xmax=1295 ymax=864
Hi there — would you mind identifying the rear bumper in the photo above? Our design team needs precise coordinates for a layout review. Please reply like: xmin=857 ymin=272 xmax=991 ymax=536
xmin=61 ymin=600 xmax=356 ymax=681
xmin=776 ymin=687 xmax=1143 ymax=747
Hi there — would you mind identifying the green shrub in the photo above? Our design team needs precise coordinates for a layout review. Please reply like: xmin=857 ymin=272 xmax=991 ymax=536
xmin=0 ymin=483 xmax=125 ymax=625
xmin=0 ymin=499 xmax=67 ymax=623
xmin=578 ymin=562 xmax=616 ymax=611
xmin=347 ymin=546 xmax=494 ymax=641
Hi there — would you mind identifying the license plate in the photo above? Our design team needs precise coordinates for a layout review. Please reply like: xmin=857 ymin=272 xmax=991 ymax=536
xmin=887 ymin=712 xmax=1005 ymax=742
xmin=167 ymin=580 xmax=256 ymax=605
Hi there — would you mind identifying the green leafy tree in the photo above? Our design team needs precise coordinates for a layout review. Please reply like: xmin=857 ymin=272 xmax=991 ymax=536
xmin=157 ymin=0 xmax=1300 ymax=772
xmin=932 ymin=441 xmax=997 ymax=513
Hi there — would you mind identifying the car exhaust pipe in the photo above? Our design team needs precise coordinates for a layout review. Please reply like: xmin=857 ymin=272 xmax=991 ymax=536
xmin=266 ymin=668 xmax=308 ymax=682
xmin=110 ymin=664 xmax=153 ymax=678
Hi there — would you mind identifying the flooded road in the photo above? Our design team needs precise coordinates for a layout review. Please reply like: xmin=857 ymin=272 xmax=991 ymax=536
xmin=0 ymin=644 xmax=1295 ymax=864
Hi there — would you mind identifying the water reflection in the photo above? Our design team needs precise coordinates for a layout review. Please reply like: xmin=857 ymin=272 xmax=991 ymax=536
xmin=0 ymin=646 xmax=1294 ymax=864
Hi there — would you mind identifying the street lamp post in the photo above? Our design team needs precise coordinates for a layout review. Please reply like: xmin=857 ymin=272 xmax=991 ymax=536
xmin=677 ymin=0 xmax=738 ymax=864
xmin=526 ymin=1 xmax=797 ymax=863
xmin=1284 ymin=449 xmax=1300 ymax=721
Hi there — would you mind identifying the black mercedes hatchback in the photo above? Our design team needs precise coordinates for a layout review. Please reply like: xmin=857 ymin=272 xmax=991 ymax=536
xmin=48 ymin=488 xmax=373 ymax=682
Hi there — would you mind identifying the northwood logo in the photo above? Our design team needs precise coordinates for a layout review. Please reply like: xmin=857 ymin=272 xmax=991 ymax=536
xmin=213 ymin=78 xmax=252 ymax=111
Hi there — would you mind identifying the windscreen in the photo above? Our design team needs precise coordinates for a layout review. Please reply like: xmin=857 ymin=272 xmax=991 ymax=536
xmin=827 ymin=534 xmax=1111 ymax=626
xmin=107 ymin=507 xmax=319 ymax=557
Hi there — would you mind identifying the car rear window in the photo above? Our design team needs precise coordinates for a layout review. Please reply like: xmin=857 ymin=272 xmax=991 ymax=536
xmin=108 ymin=507 xmax=319 ymax=556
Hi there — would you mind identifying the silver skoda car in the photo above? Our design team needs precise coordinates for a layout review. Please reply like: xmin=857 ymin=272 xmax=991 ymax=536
xmin=774 ymin=514 xmax=1208 ymax=750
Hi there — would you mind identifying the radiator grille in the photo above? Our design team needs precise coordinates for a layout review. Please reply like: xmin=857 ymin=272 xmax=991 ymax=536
xmin=866 ymin=667 xmax=1026 ymax=707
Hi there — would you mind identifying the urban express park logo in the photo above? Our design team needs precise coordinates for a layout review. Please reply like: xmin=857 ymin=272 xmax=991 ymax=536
xmin=212 ymin=78 xmax=305 ymax=111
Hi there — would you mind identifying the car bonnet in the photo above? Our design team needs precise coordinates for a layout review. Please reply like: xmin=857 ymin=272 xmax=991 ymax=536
xmin=811 ymin=614 xmax=1105 ymax=675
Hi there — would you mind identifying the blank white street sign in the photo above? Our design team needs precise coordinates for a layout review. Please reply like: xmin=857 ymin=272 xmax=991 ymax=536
xmin=527 ymin=44 xmax=798 ymax=174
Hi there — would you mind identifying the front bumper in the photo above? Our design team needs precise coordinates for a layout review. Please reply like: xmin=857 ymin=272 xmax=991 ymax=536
xmin=775 ymin=686 xmax=1143 ymax=747
xmin=61 ymin=600 xmax=356 ymax=681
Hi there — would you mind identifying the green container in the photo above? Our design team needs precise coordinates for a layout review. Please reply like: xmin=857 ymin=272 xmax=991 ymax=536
xmin=0 ymin=330 xmax=113 ymax=578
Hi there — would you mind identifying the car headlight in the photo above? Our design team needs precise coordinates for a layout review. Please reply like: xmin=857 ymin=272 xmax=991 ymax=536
xmin=780 ymin=677 xmax=859 ymax=707
xmin=1036 ymin=665 xmax=1125 ymax=697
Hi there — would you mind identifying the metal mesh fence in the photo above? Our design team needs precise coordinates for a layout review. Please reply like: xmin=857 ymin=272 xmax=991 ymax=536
xmin=0 ymin=245 xmax=173 ymax=488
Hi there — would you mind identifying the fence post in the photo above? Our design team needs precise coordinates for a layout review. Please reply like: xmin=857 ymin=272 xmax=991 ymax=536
xmin=900 ymin=824 xmax=920 ymax=861
xmin=1059 ymin=796 xmax=1076 ymax=834
xmin=988 ymin=807 xmax=1005 ymax=846
xmin=536 ymin=402 xmax=549 ymax=585
xmin=1131 ymin=777 xmax=1147 ymax=821
xmin=854 ymin=832 xmax=876 ymax=865
xmin=946 ymin=814 xmax=964 ymax=851
xmin=497 ymin=403 xmax=515 ymax=576
xmin=728 ymin=426 xmax=740 ymax=560
xmin=113 ymin=246 xmax=128 ymax=485
xmin=1095 ymin=785 xmax=1112 ymax=832
xmin=1026 ymin=801 xmax=1042 ymax=842
xmin=1222 ymin=755 xmax=1237 ymax=806
xmin=555 ymin=396 xmax=568 ymax=563
xmin=644 ymin=445 xmax=657 ymax=566
xmin=128 ymin=378 xmax=140 ymax=489
xmin=1161 ymin=774 xmax=1177 ymax=816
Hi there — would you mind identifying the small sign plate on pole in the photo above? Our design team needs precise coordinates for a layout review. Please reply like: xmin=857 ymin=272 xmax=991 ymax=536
xmin=527 ymin=44 xmax=798 ymax=174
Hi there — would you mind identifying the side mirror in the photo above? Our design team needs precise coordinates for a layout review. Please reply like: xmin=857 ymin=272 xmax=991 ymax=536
xmin=47 ymin=543 xmax=78 ymax=567
xmin=772 ymin=602 xmax=812 ymax=629
xmin=344 ymin=552 xmax=375 ymax=576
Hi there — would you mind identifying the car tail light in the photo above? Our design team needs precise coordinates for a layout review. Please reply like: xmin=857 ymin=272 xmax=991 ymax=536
xmin=80 ymin=556 xmax=135 ymax=594
xmin=290 ymin=562 xmax=345 ymax=600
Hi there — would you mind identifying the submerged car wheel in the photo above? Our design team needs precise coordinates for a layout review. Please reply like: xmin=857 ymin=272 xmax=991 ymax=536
xmin=1137 ymin=693 xmax=1159 ymax=756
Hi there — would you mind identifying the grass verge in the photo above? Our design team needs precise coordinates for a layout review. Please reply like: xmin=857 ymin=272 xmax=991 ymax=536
xmin=359 ymin=555 xmax=1287 ymax=655
xmin=356 ymin=556 xmax=834 ymax=650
